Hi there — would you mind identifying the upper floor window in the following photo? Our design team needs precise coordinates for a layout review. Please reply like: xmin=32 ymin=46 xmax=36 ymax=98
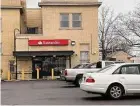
xmin=27 ymin=27 xmax=38 ymax=34
xmin=60 ymin=13 xmax=82 ymax=29
xmin=72 ymin=13 xmax=81 ymax=28
xmin=60 ymin=14 xmax=69 ymax=28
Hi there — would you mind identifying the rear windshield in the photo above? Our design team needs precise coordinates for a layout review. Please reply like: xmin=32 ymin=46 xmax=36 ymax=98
xmin=97 ymin=65 xmax=115 ymax=73
xmin=84 ymin=63 xmax=96 ymax=68
xmin=73 ymin=64 xmax=88 ymax=69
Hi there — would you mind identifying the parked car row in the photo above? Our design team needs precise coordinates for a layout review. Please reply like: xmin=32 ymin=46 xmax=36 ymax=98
xmin=61 ymin=61 xmax=140 ymax=99
xmin=61 ymin=61 xmax=124 ymax=87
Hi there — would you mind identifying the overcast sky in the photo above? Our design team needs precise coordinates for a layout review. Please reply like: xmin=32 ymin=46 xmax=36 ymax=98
xmin=26 ymin=0 xmax=140 ymax=14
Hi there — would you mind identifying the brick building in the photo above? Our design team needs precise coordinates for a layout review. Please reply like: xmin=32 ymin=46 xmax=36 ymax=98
xmin=1 ymin=0 xmax=101 ymax=80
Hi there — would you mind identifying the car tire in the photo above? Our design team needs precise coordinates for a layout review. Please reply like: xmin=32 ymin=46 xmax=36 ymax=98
xmin=75 ymin=74 xmax=83 ymax=87
xmin=107 ymin=84 xmax=124 ymax=100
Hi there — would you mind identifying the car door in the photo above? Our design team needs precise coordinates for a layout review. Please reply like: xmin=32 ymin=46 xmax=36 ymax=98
xmin=119 ymin=65 xmax=140 ymax=94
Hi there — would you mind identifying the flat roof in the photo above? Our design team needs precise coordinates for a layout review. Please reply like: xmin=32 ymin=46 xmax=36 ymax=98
xmin=1 ymin=6 xmax=23 ymax=9
xmin=39 ymin=1 xmax=102 ymax=7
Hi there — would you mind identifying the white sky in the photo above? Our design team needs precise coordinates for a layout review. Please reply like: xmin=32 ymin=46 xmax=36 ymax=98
xmin=26 ymin=0 xmax=140 ymax=14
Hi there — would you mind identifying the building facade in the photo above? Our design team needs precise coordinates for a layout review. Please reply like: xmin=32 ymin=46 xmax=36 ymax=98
xmin=1 ymin=0 xmax=101 ymax=80
xmin=107 ymin=51 xmax=133 ymax=63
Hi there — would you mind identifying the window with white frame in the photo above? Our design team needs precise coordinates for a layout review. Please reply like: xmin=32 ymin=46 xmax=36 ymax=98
xmin=80 ymin=44 xmax=89 ymax=63
xmin=72 ymin=13 xmax=81 ymax=28
xmin=80 ymin=51 xmax=89 ymax=63
xmin=60 ymin=13 xmax=69 ymax=28
xmin=60 ymin=13 xmax=82 ymax=29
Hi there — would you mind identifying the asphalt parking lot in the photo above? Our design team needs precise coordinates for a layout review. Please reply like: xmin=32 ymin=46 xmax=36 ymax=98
xmin=1 ymin=80 xmax=140 ymax=105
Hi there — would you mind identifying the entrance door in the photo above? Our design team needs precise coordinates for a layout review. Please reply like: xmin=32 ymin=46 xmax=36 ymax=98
xmin=32 ymin=61 xmax=42 ymax=79
xmin=42 ymin=57 xmax=66 ymax=76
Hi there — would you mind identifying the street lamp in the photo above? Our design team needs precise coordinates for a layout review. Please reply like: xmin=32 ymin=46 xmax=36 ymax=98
xmin=14 ymin=28 xmax=20 ymax=51
xmin=14 ymin=28 xmax=20 ymax=80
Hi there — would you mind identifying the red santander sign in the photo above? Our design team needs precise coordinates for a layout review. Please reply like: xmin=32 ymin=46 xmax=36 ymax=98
xmin=29 ymin=39 xmax=69 ymax=46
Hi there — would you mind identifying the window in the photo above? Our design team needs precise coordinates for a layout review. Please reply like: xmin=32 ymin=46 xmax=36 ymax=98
xmin=105 ymin=62 xmax=114 ymax=66
xmin=27 ymin=27 xmax=38 ymax=34
xmin=113 ymin=68 xmax=121 ymax=74
xmin=72 ymin=13 xmax=81 ymax=28
xmin=60 ymin=13 xmax=82 ymax=29
xmin=97 ymin=65 xmax=116 ymax=73
xmin=80 ymin=51 xmax=89 ymax=63
xmin=60 ymin=14 xmax=69 ymax=28
xmin=84 ymin=63 xmax=96 ymax=69
xmin=120 ymin=66 xmax=140 ymax=74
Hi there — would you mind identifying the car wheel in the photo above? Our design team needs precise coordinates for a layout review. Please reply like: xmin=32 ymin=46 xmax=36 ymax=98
xmin=107 ymin=84 xmax=124 ymax=100
xmin=75 ymin=75 xmax=83 ymax=87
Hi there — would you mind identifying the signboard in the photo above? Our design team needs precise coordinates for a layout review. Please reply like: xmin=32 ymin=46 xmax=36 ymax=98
xmin=28 ymin=39 xmax=69 ymax=46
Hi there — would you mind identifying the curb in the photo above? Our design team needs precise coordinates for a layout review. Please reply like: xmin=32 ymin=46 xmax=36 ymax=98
xmin=1 ymin=76 xmax=61 ymax=82
xmin=1 ymin=78 xmax=60 ymax=82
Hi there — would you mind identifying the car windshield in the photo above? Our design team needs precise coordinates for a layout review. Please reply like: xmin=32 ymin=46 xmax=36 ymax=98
xmin=97 ymin=64 xmax=116 ymax=73
xmin=114 ymin=61 xmax=124 ymax=63
xmin=73 ymin=64 xmax=88 ymax=69
xmin=84 ymin=63 xmax=96 ymax=68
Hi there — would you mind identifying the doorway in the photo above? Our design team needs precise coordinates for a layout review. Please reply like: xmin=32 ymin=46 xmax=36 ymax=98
xmin=42 ymin=57 xmax=66 ymax=76
xmin=32 ymin=60 xmax=43 ymax=79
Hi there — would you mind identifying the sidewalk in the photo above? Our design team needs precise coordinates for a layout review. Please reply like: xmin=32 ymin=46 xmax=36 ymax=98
xmin=1 ymin=76 xmax=60 ymax=82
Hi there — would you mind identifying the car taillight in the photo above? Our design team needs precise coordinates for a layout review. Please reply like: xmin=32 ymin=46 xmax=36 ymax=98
xmin=64 ymin=70 xmax=67 ymax=76
xmin=86 ymin=77 xmax=95 ymax=83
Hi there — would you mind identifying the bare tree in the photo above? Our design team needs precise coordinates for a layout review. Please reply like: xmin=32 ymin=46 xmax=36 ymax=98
xmin=98 ymin=6 xmax=135 ymax=60
xmin=99 ymin=6 xmax=122 ymax=60
xmin=115 ymin=4 xmax=140 ymax=44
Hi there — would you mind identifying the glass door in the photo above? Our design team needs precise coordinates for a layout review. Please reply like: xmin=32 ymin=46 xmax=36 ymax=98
xmin=42 ymin=57 xmax=66 ymax=76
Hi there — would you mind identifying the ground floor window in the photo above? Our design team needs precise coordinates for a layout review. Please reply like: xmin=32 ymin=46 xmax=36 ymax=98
xmin=32 ymin=56 xmax=67 ymax=78
xmin=80 ymin=51 xmax=89 ymax=63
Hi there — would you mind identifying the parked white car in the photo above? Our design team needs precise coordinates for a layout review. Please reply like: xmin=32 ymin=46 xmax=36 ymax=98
xmin=64 ymin=61 xmax=124 ymax=87
xmin=60 ymin=63 xmax=90 ymax=80
xmin=80 ymin=63 xmax=140 ymax=99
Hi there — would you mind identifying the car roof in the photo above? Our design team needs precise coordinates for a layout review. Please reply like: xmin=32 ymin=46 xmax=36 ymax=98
xmin=113 ymin=63 xmax=140 ymax=67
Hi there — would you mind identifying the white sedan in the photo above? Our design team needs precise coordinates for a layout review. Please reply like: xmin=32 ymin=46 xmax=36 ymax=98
xmin=80 ymin=63 xmax=140 ymax=99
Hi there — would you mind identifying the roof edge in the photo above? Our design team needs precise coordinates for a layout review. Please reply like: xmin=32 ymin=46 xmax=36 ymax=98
xmin=1 ymin=5 xmax=23 ymax=9
xmin=38 ymin=1 xmax=102 ymax=7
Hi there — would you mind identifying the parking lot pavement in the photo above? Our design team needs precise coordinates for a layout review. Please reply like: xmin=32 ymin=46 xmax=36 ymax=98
xmin=1 ymin=80 xmax=140 ymax=105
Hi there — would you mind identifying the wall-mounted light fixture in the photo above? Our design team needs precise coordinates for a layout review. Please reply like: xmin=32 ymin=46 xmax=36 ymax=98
xmin=71 ymin=41 xmax=76 ymax=46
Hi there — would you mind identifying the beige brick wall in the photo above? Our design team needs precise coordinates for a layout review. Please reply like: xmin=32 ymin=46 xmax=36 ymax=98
xmin=20 ymin=14 xmax=27 ymax=34
xmin=1 ymin=0 xmax=21 ymax=6
xmin=42 ymin=6 xmax=99 ymax=66
xmin=2 ymin=0 xmax=100 ymax=80
xmin=1 ymin=9 xmax=20 ymax=79
xmin=17 ymin=57 xmax=32 ymax=80
xmin=16 ymin=5 xmax=100 ymax=67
